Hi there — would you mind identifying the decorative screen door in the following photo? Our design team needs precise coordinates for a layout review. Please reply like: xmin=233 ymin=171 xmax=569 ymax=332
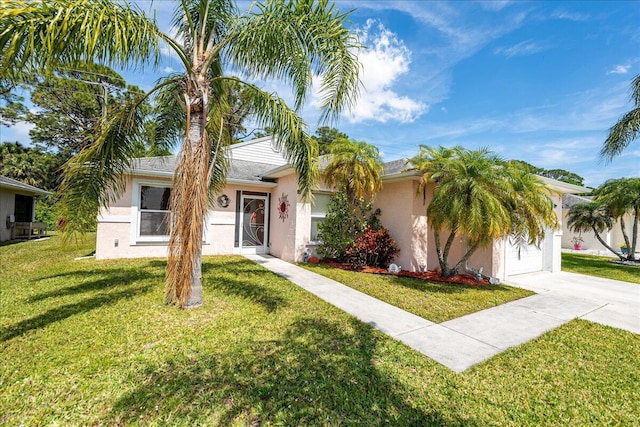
xmin=239 ymin=194 xmax=269 ymax=253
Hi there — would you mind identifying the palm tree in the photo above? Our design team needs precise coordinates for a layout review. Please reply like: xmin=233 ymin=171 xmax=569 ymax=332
xmin=601 ymin=74 xmax=640 ymax=159
xmin=0 ymin=0 xmax=361 ymax=308
xmin=323 ymin=138 xmax=384 ymax=205
xmin=566 ymin=202 xmax=621 ymax=260
xmin=410 ymin=146 xmax=558 ymax=278
xmin=593 ymin=178 xmax=640 ymax=261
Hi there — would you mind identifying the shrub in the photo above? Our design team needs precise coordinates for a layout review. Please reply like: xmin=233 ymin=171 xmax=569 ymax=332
xmin=317 ymin=191 xmax=382 ymax=261
xmin=345 ymin=226 xmax=399 ymax=269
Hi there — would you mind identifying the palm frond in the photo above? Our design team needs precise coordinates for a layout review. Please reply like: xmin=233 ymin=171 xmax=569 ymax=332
xmin=59 ymin=90 xmax=149 ymax=237
xmin=601 ymin=74 xmax=640 ymax=160
xmin=225 ymin=0 xmax=361 ymax=120
xmin=225 ymin=79 xmax=317 ymax=199
xmin=0 ymin=0 xmax=161 ymax=73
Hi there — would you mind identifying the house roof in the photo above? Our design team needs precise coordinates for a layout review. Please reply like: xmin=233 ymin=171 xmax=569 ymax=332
xmin=128 ymin=149 xmax=592 ymax=195
xmin=130 ymin=156 xmax=280 ymax=185
xmin=562 ymin=193 xmax=592 ymax=209
xmin=0 ymin=175 xmax=50 ymax=196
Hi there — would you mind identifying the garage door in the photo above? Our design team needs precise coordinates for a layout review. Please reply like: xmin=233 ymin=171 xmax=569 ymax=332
xmin=506 ymin=237 xmax=543 ymax=276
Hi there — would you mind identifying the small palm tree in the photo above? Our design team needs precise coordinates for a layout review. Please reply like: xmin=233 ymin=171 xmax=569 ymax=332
xmin=411 ymin=146 xmax=558 ymax=278
xmin=593 ymin=178 xmax=640 ymax=261
xmin=601 ymin=74 xmax=640 ymax=159
xmin=566 ymin=202 xmax=621 ymax=259
xmin=0 ymin=0 xmax=361 ymax=308
xmin=323 ymin=138 xmax=384 ymax=205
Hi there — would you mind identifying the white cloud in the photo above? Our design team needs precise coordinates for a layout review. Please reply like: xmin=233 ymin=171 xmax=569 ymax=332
xmin=478 ymin=1 xmax=513 ymax=12
xmin=163 ymin=66 xmax=175 ymax=73
xmin=341 ymin=20 xmax=427 ymax=123
xmin=607 ymin=64 xmax=631 ymax=75
xmin=0 ymin=121 xmax=34 ymax=144
xmin=550 ymin=9 xmax=590 ymax=22
xmin=494 ymin=40 xmax=549 ymax=58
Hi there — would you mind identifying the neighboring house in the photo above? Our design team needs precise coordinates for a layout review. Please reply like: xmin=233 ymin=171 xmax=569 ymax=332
xmin=0 ymin=175 xmax=50 ymax=241
xmin=562 ymin=193 xmax=637 ymax=253
xmin=95 ymin=137 xmax=588 ymax=281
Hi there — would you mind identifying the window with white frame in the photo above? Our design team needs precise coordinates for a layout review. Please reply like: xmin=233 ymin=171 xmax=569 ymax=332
xmin=138 ymin=185 xmax=171 ymax=239
xmin=310 ymin=193 xmax=331 ymax=242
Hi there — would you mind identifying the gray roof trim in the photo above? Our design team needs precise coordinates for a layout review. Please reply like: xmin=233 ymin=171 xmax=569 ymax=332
xmin=129 ymin=156 xmax=281 ymax=184
xmin=0 ymin=175 xmax=50 ymax=195
xmin=562 ymin=193 xmax=592 ymax=209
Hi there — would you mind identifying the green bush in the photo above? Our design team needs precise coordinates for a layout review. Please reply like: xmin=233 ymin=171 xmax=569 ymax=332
xmin=34 ymin=193 xmax=61 ymax=229
xmin=317 ymin=191 xmax=383 ymax=261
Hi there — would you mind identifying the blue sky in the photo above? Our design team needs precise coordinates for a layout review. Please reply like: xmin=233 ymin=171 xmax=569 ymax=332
xmin=1 ymin=0 xmax=638 ymax=187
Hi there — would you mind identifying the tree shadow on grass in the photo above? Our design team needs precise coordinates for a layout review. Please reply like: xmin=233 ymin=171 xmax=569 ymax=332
xmin=107 ymin=317 xmax=479 ymax=426
xmin=203 ymin=257 xmax=291 ymax=312
xmin=1 ymin=285 xmax=152 ymax=343
xmin=28 ymin=268 xmax=164 ymax=302
xmin=208 ymin=276 xmax=289 ymax=312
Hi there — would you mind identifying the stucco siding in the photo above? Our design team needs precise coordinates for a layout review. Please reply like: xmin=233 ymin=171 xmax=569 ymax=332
xmin=374 ymin=180 xmax=422 ymax=270
xmin=269 ymin=174 xmax=301 ymax=262
xmin=96 ymin=177 xmax=276 ymax=259
xmin=0 ymin=189 xmax=16 ymax=241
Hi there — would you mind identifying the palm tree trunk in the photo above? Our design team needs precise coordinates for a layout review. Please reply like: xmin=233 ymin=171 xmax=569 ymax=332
xmin=619 ymin=216 xmax=632 ymax=260
xmin=452 ymin=242 xmax=480 ymax=277
xmin=592 ymin=225 xmax=625 ymax=261
xmin=435 ymin=229 xmax=457 ymax=278
xmin=166 ymin=96 xmax=210 ymax=308
xmin=630 ymin=208 xmax=639 ymax=261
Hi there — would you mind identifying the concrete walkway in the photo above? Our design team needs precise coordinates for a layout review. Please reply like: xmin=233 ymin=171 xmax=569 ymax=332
xmin=245 ymin=255 xmax=639 ymax=373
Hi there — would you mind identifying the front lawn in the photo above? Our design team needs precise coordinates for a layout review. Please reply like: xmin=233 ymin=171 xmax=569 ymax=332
xmin=562 ymin=252 xmax=639 ymax=284
xmin=1 ymin=236 xmax=639 ymax=425
xmin=301 ymin=263 xmax=533 ymax=323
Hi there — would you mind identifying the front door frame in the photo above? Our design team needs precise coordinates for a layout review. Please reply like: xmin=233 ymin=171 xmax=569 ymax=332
xmin=239 ymin=193 xmax=269 ymax=254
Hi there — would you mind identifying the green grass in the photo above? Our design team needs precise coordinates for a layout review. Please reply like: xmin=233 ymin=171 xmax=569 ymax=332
xmin=1 ymin=236 xmax=639 ymax=425
xmin=562 ymin=252 xmax=640 ymax=284
xmin=300 ymin=264 xmax=533 ymax=323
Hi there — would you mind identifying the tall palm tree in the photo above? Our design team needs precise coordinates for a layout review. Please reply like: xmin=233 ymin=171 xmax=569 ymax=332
xmin=566 ymin=202 xmax=621 ymax=260
xmin=601 ymin=74 xmax=640 ymax=159
xmin=410 ymin=146 xmax=558 ymax=278
xmin=593 ymin=178 xmax=640 ymax=261
xmin=0 ymin=0 xmax=361 ymax=308
xmin=323 ymin=138 xmax=384 ymax=205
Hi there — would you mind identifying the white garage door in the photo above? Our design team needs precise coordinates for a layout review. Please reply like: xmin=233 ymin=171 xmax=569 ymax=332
xmin=506 ymin=237 xmax=543 ymax=276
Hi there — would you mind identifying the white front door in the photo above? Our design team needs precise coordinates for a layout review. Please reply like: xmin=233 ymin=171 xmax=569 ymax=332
xmin=239 ymin=194 xmax=269 ymax=254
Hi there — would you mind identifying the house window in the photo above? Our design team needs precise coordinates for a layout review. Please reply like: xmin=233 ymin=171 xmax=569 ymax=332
xmin=139 ymin=185 xmax=171 ymax=238
xmin=310 ymin=193 xmax=331 ymax=242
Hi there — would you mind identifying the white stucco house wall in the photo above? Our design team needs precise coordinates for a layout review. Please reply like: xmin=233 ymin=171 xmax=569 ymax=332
xmin=95 ymin=136 xmax=588 ymax=281
xmin=0 ymin=175 xmax=50 ymax=241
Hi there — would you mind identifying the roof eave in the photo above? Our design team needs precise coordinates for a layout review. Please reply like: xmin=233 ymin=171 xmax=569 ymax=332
xmin=0 ymin=183 xmax=50 ymax=196
xmin=537 ymin=176 xmax=590 ymax=194
xmin=381 ymin=170 xmax=421 ymax=183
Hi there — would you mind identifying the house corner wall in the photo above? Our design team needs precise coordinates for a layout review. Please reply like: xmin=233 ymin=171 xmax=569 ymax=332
xmin=491 ymin=238 xmax=507 ymax=281
xmin=374 ymin=180 xmax=428 ymax=271
xmin=0 ymin=189 xmax=16 ymax=241
xmin=269 ymin=174 xmax=304 ymax=262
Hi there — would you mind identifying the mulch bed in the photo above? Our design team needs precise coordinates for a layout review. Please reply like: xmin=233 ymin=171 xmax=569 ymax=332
xmin=322 ymin=261 xmax=491 ymax=286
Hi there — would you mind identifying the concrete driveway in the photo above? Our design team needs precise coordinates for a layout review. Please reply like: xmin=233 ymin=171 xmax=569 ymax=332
xmin=505 ymin=271 xmax=640 ymax=335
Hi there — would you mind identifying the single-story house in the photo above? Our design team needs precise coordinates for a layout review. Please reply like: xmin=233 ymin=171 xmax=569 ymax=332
xmin=562 ymin=193 xmax=638 ymax=253
xmin=0 ymin=175 xmax=50 ymax=241
xmin=96 ymin=136 xmax=588 ymax=281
